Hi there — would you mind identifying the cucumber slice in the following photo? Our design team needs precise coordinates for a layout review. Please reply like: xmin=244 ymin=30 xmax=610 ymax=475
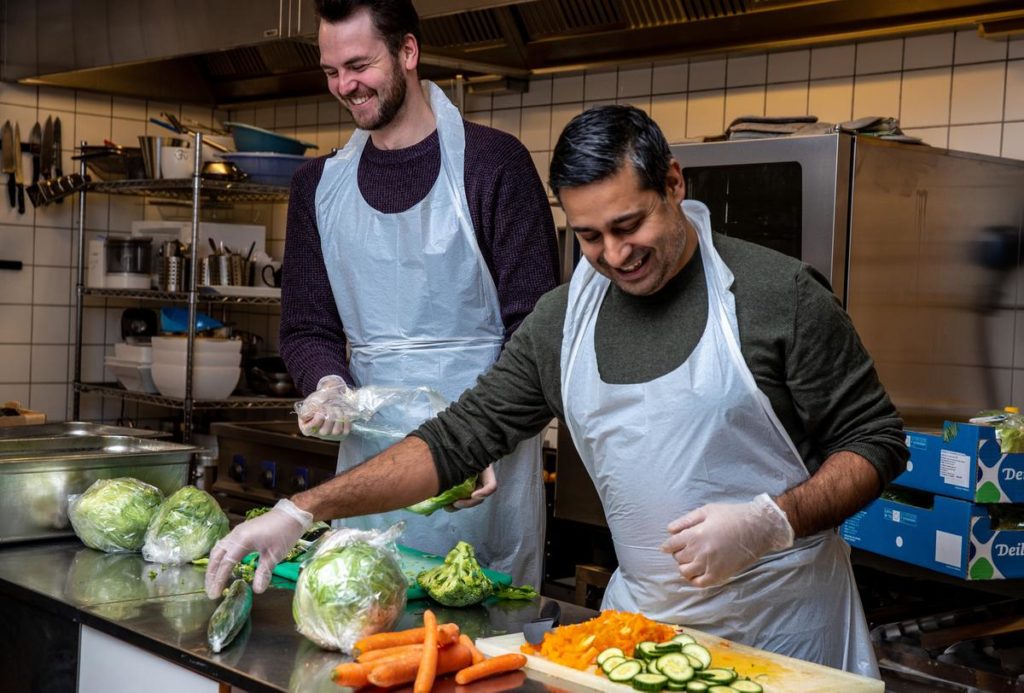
xmin=636 ymin=641 xmax=660 ymax=660
xmin=666 ymin=683 xmax=689 ymax=692
xmin=672 ymin=633 xmax=697 ymax=646
xmin=632 ymin=673 xmax=669 ymax=691
xmin=647 ymin=659 xmax=662 ymax=674
xmin=697 ymin=668 xmax=737 ymax=685
xmin=598 ymin=647 xmax=626 ymax=666
xmin=680 ymin=643 xmax=712 ymax=670
xmin=685 ymin=654 xmax=705 ymax=670
xmin=685 ymin=682 xmax=709 ymax=693
xmin=601 ymin=655 xmax=627 ymax=674
xmin=729 ymin=681 xmax=763 ymax=693
xmin=656 ymin=653 xmax=694 ymax=683
xmin=608 ymin=659 xmax=644 ymax=683
xmin=653 ymin=640 xmax=683 ymax=654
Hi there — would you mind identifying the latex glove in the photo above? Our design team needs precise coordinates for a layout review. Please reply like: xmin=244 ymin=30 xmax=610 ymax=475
xmin=205 ymin=498 xmax=313 ymax=598
xmin=661 ymin=493 xmax=794 ymax=588
xmin=449 ymin=465 xmax=498 ymax=510
xmin=297 ymin=375 xmax=352 ymax=440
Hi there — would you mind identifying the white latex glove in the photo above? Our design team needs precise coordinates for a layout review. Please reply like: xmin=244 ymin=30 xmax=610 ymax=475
xmin=449 ymin=465 xmax=498 ymax=510
xmin=205 ymin=498 xmax=313 ymax=598
xmin=661 ymin=493 xmax=794 ymax=588
xmin=297 ymin=375 xmax=352 ymax=440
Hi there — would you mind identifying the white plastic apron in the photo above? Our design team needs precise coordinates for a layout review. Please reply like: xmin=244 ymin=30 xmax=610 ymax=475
xmin=560 ymin=200 xmax=878 ymax=677
xmin=314 ymin=81 xmax=545 ymax=587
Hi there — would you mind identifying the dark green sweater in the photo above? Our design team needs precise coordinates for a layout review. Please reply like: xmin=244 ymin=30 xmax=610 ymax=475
xmin=415 ymin=233 xmax=908 ymax=490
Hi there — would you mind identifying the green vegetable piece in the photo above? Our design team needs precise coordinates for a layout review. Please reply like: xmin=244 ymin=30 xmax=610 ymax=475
xmin=207 ymin=579 xmax=253 ymax=653
xmin=68 ymin=477 xmax=164 ymax=553
xmin=416 ymin=541 xmax=495 ymax=607
xmin=491 ymin=583 xmax=539 ymax=601
xmin=405 ymin=475 xmax=478 ymax=516
xmin=232 ymin=562 xmax=256 ymax=583
xmin=245 ymin=506 xmax=271 ymax=521
xmin=142 ymin=486 xmax=229 ymax=565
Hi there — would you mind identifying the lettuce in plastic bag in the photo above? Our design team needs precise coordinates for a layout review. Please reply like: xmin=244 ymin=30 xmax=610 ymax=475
xmin=405 ymin=475 xmax=478 ymax=516
xmin=996 ymin=414 xmax=1024 ymax=454
xmin=68 ymin=477 xmax=164 ymax=553
xmin=142 ymin=486 xmax=229 ymax=565
xmin=292 ymin=523 xmax=407 ymax=652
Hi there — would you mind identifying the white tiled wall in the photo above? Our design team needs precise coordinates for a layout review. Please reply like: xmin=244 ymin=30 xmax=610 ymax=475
xmin=2 ymin=28 xmax=1024 ymax=422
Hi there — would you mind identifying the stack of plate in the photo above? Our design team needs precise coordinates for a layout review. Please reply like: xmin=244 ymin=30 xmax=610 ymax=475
xmin=105 ymin=342 xmax=157 ymax=393
xmin=150 ymin=336 xmax=241 ymax=400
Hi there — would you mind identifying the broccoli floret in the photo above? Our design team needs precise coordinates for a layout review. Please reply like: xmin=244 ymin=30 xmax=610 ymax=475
xmin=416 ymin=541 xmax=495 ymax=607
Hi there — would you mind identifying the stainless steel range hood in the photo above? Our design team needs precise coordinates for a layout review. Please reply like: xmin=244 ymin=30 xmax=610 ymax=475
xmin=3 ymin=0 xmax=1023 ymax=105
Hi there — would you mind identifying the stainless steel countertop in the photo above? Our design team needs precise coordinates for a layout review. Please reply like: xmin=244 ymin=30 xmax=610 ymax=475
xmin=0 ymin=540 xmax=598 ymax=692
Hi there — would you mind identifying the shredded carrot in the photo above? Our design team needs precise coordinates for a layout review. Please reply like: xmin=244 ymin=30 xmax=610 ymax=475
xmin=519 ymin=610 xmax=676 ymax=670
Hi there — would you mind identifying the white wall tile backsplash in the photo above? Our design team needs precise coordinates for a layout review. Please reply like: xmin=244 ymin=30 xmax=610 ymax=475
xmin=2 ymin=28 xmax=1024 ymax=423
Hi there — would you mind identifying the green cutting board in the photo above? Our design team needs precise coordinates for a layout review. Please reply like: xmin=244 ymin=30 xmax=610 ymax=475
xmin=245 ymin=544 xmax=512 ymax=599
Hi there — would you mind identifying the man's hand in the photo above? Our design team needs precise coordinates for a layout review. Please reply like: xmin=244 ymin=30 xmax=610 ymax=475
xmin=205 ymin=499 xmax=312 ymax=598
xmin=296 ymin=375 xmax=352 ymax=440
xmin=450 ymin=465 xmax=498 ymax=510
xmin=661 ymin=493 xmax=794 ymax=587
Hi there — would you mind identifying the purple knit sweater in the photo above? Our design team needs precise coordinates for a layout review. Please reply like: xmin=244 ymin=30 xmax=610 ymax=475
xmin=280 ymin=121 xmax=560 ymax=396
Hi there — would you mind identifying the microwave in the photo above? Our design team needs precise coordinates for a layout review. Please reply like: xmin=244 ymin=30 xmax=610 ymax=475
xmin=555 ymin=134 xmax=1024 ymax=527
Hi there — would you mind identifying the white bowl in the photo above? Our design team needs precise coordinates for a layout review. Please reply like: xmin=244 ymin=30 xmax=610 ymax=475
xmin=113 ymin=342 xmax=153 ymax=363
xmin=151 ymin=349 xmax=241 ymax=368
xmin=105 ymin=357 xmax=159 ymax=394
xmin=150 ymin=362 xmax=240 ymax=400
xmin=151 ymin=335 xmax=242 ymax=354
xmin=160 ymin=145 xmax=195 ymax=179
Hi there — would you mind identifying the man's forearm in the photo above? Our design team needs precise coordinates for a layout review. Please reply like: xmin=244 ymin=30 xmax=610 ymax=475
xmin=290 ymin=437 xmax=441 ymax=522
xmin=775 ymin=450 xmax=882 ymax=537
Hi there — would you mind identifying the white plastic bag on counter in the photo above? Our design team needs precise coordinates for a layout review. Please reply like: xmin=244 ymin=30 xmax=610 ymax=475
xmin=142 ymin=486 xmax=229 ymax=564
xmin=292 ymin=522 xmax=408 ymax=652
xmin=293 ymin=385 xmax=449 ymax=446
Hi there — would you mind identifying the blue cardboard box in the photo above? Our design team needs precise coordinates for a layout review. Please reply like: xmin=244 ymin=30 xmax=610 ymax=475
xmin=840 ymin=493 xmax=1024 ymax=580
xmin=891 ymin=423 xmax=1024 ymax=503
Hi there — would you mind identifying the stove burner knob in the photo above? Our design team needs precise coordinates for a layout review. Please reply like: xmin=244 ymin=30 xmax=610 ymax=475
xmin=260 ymin=468 xmax=275 ymax=489
xmin=293 ymin=474 xmax=308 ymax=491
xmin=229 ymin=455 xmax=247 ymax=482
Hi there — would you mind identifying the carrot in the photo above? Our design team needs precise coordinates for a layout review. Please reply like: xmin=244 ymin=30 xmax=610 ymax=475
xmin=357 ymin=643 xmax=424 ymax=663
xmin=330 ymin=662 xmax=370 ymax=688
xmin=454 ymin=653 xmax=528 ymax=685
xmin=459 ymin=634 xmax=486 ymax=665
xmin=413 ymin=609 xmax=438 ymax=693
xmin=354 ymin=622 xmax=460 ymax=654
xmin=367 ymin=643 xmax=473 ymax=688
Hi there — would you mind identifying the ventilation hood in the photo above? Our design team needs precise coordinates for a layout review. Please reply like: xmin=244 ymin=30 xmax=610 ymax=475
xmin=4 ymin=0 xmax=1024 ymax=105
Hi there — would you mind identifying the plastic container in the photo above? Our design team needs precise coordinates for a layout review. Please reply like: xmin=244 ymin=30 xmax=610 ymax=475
xmin=104 ymin=357 xmax=159 ymax=393
xmin=223 ymin=122 xmax=316 ymax=155
xmin=216 ymin=152 xmax=307 ymax=187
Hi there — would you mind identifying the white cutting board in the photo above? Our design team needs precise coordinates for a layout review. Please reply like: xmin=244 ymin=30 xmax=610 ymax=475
xmin=475 ymin=630 xmax=883 ymax=693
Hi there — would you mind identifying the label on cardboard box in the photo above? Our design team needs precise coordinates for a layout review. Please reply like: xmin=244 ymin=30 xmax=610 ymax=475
xmin=939 ymin=449 xmax=970 ymax=488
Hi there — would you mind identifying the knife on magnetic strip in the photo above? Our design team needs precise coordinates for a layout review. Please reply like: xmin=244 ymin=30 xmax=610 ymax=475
xmin=1 ymin=121 xmax=14 ymax=209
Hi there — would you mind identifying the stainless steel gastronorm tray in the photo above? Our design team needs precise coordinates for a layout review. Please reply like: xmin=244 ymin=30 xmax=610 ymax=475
xmin=0 ymin=422 xmax=167 ymax=455
xmin=0 ymin=435 xmax=195 ymax=544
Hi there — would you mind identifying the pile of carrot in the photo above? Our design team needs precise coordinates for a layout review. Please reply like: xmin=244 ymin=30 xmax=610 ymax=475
xmin=520 ymin=610 xmax=676 ymax=670
xmin=331 ymin=610 xmax=527 ymax=690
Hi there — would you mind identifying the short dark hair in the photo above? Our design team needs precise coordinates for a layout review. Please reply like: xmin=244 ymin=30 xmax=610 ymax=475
xmin=315 ymin=0 xmax=421 ymax=56
xmin=549 ymin=105 xmax=673 ymax=199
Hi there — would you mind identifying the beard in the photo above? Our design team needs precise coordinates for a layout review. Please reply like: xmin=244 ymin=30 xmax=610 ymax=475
xmin=348 ymin=58 xmax=408 ymax=131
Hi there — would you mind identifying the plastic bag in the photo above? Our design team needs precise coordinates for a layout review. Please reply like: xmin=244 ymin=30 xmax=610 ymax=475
xmin=292 ymin=522 xmax=408 ymax=652
xmin=142 ymin=486 xmax=229 ymax=565
xmin=68 ymin=477 xmax=164 ymax=553
xmin=294 ymin=385 xmax=449 ymax=446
